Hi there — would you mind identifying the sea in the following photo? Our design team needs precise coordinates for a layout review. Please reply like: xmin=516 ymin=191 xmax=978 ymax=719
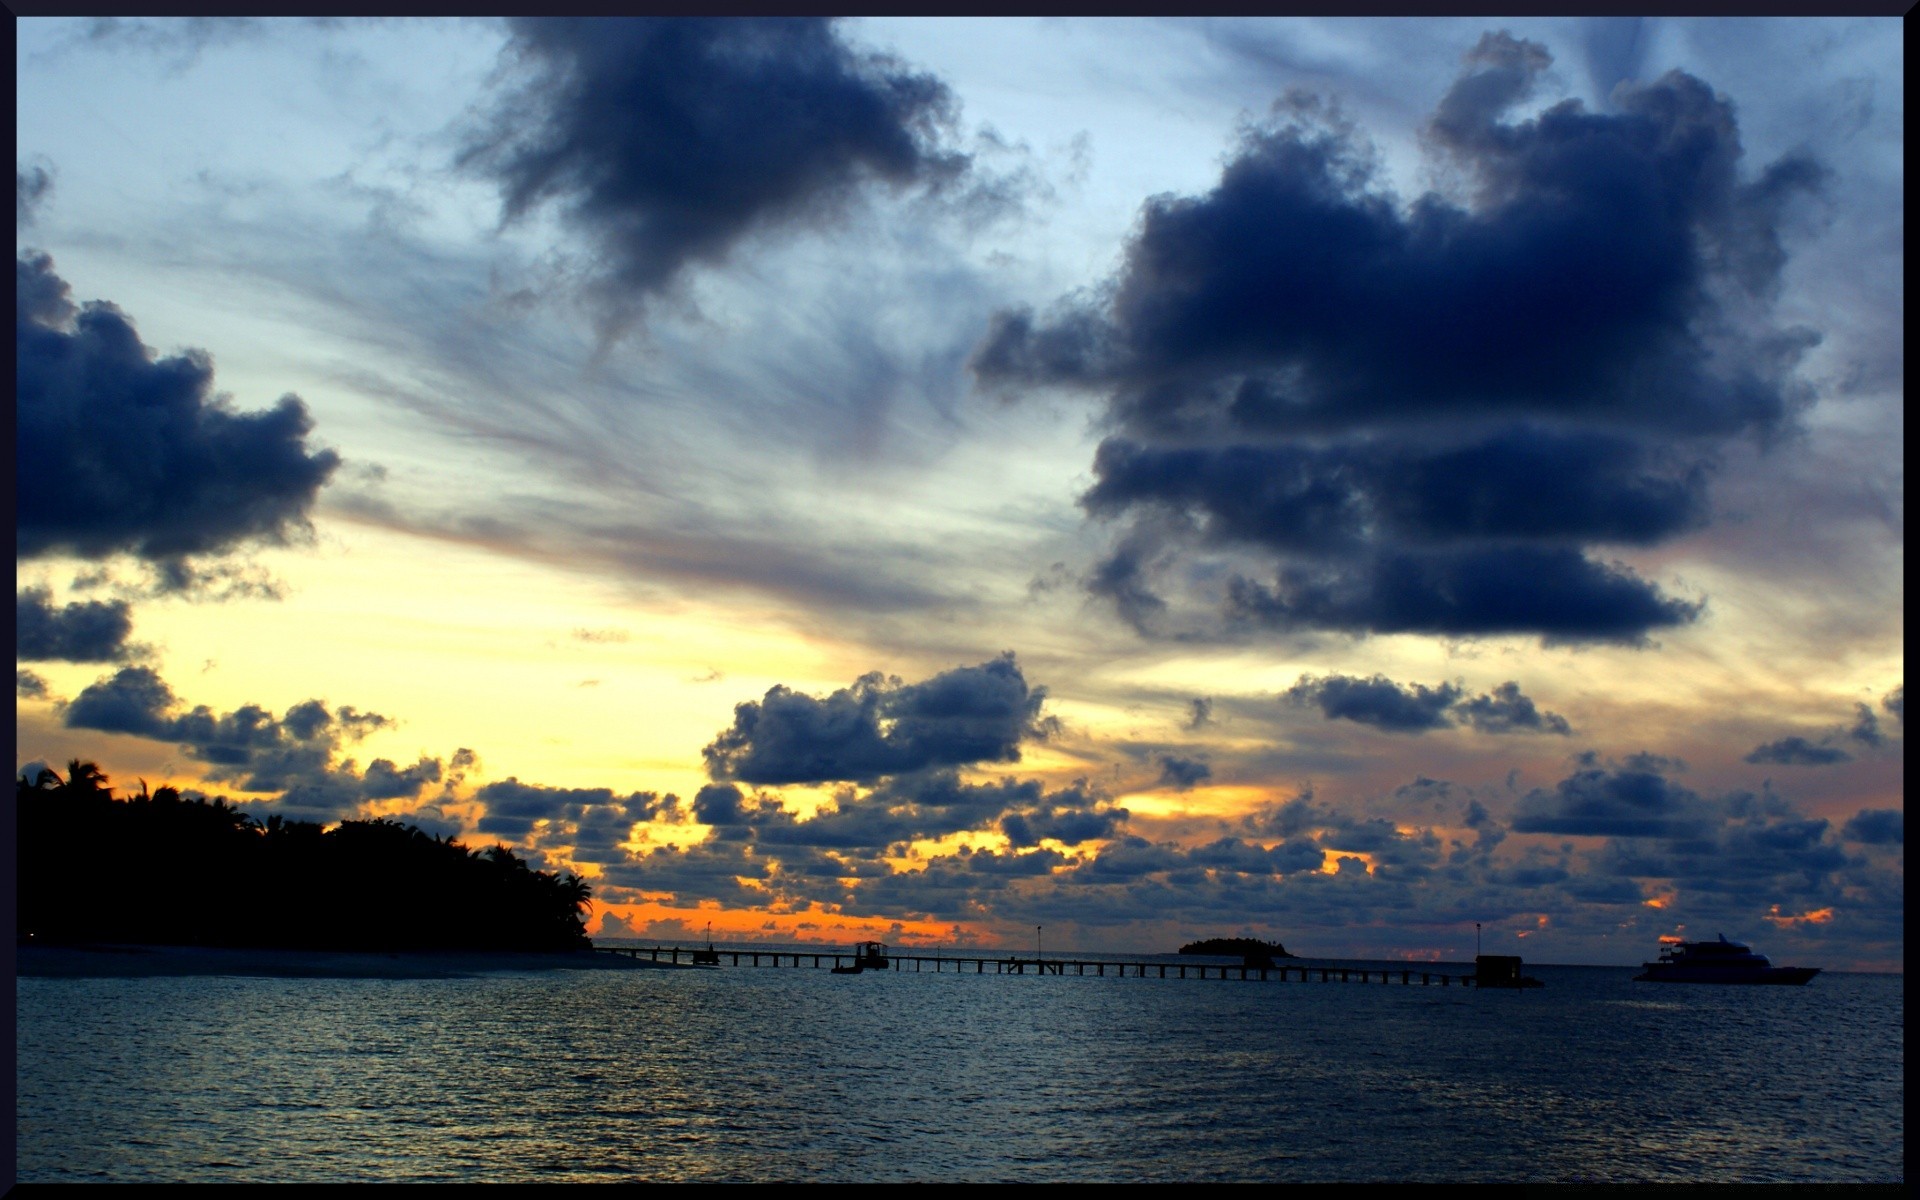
xmin=13 ymin=943 xmax=1904 ymax=1183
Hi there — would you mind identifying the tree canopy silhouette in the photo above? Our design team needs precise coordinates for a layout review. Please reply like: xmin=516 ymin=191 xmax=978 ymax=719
xmin=17 ymin=760 xmax=593 ymax=953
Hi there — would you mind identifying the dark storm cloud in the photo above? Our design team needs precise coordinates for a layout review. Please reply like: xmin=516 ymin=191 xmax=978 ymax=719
xmin=17 ymin=586 xmax=136 ymax=662
xmin=17 ymin=163 xmax=52 ymax=226
xmin=703 ymin=653 xmax=1050 ymax=785
xmin=461 ymin=17 xmax=965 ymax=325
xmin=1284 ymin=673 xmax=1569 ymax=735
xmin=1511 ymin=753 xmax=1715 ymax=839
xmin=1592 ymin=809 xmax=1854 ymax=908
xmin=16 ymin=253 xmax=341 ymax=570
xmin=975 ymin=32 xmax=1821 ymax=644
xmin=1842 ymin=809 xmax=1902 ymax=846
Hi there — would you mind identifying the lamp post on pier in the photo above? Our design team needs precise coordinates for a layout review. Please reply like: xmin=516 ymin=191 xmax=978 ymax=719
xmin=1036 ymin=925 xmax=1042 ymax=965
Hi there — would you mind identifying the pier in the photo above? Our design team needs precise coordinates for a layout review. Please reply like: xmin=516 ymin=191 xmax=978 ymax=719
xmin=599 ymin=946 xmax=1487 ymax=986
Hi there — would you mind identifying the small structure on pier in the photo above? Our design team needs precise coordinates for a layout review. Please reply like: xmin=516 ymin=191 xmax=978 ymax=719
xmin=832 ymin=941 xmax=889 ymax=975
xmin=692 ymin=922 xmax=720 ymax=966
xmin=1473 ymin=954 xmax=1543 ymax=988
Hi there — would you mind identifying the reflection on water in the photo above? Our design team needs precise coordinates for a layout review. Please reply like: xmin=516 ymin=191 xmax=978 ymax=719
xmin=15 ymin=960 xmax=1902 ymax=1182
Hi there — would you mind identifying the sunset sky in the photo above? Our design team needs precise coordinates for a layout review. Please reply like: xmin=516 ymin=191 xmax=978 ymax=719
xmin=15 ymin=16 xmax=1903 ymax=970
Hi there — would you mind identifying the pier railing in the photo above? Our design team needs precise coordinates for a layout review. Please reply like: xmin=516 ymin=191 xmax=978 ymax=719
xmin=599 ymin=946 xmax=1484 ymax=986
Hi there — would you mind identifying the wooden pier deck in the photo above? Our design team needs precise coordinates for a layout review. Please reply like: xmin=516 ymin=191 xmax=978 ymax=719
xmin=600 ymin=946 xmax=1484 ymax=986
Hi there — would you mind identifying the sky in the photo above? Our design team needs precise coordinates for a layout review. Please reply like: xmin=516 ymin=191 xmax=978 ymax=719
xmin=13 ymin=15 xmax=1904 ymax=970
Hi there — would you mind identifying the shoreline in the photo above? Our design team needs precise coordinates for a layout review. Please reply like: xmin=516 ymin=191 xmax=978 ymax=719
xmin=15 ymin=942 xmax=698 ymax=979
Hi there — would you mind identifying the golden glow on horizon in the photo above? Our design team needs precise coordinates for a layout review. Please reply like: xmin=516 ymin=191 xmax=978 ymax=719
xmin=591 ymin=901 xmax=972 ymax=947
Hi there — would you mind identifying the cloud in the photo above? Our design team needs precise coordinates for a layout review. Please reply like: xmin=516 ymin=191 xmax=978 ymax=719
xmin=1285 ymin=673 xmax=1461 ymax=732
xmin=1156 ymin=755 xmax=1212 ymax=790
xmin=17 ymin=162 xmax=52 ymax=226
xmin=975 ymin=31 xmax=1821 ymax=644
xmin=59 ymin=665 xmax=442 ymax=816
xmin=1285 ymin=673 xmax=1569 ymax=735
xmin=18 ymin=670 xmax=50 ymax=700
xmin=1455 ymin=681 xmax=1574 ymax=735
xmin=16 ymin=586 xmax=136 ymax=662
xmin=1744 ymin=698 xmax=1897 ymax=766
xmin=1186 ymin=697 xmax=1214 ymax=729
xmin=1883 ymin=685 xmax=1903 ymax=726
xmin=1743 ymin=737 xmax=1850 ymax=766
xmin=703 ymin=652 xmax=1051 ymax=785
xmin=460 ymin=17 xmax=966 ymax=330
xmin=1511 ymin=753 xmax=1715 ymax=839
xmin=474 ymin=777 xmax=676 ymax=847
xmin=722 ymin=772 xmax=1125 ymax=854
xmin=1841 ymin=809 xmax=1902 ymax=846
xmin=16 ymin=253 xmax=341 ymax=572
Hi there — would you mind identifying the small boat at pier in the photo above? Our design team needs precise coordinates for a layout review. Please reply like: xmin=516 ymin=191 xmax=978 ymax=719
xmin=1633 ymin=934 xmax=1818 ymax=984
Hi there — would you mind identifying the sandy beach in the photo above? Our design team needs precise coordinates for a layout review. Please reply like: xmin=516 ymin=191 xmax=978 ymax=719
xmin=15 ymin=942 xmax=698 ymax=979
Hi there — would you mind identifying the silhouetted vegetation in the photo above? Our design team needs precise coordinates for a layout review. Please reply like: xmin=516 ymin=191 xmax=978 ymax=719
xmin=1179 ymin=936 xmax=1294 ymax=959
xmin=16 ymin=760 xmax=592 ymax=953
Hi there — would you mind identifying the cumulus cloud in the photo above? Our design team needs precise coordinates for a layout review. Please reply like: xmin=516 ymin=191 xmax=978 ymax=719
xmin=687 ymin=771 xmax=1124 ymax=856
xmin=59 ymin=665 xmax=442 ymax=817
xmin=475 ymin=777 xmax=677 ymax=848
xmin=1744 ymin=698 xmax=1898 ymax=766
xmin=1455 ymin=681 xmax=1573 ymax=735
xmin=1284 ymin=672 xmax=1569 ymax=735
xmin=1286 ymin=673 xmax=1460 ymax=732
xmin=15 ymin=252 xmax=341 ymax=574
xmin=974 ymin=31 xmax=1821 ymax=644
xmin=1842 ymin=808 xmax=1902 ymax=845
xmin=703 ymin=652 xmax=1051 ymax=785
xmin=460 ymin=17 xmax=966 ymax=330
xmin=16 ymin=586 xmax=137 ymax=662
xmin=1511 ymin=752 xmax=1716 ymax=839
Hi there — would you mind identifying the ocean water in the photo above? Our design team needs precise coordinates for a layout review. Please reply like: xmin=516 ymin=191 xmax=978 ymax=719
xmin=14 ymin=949 xmax=1903 ymax=1183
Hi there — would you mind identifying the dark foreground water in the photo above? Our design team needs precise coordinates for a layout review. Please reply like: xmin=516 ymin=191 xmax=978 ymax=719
xmin=15 ymin=949 xmax=1903 ymax=1183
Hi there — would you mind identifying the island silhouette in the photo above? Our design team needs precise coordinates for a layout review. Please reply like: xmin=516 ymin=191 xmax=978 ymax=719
xmin=1179 ymin=936 xmax=1295 ymax=964
xmin=17 ymin=759 xmax=592 ymax=954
